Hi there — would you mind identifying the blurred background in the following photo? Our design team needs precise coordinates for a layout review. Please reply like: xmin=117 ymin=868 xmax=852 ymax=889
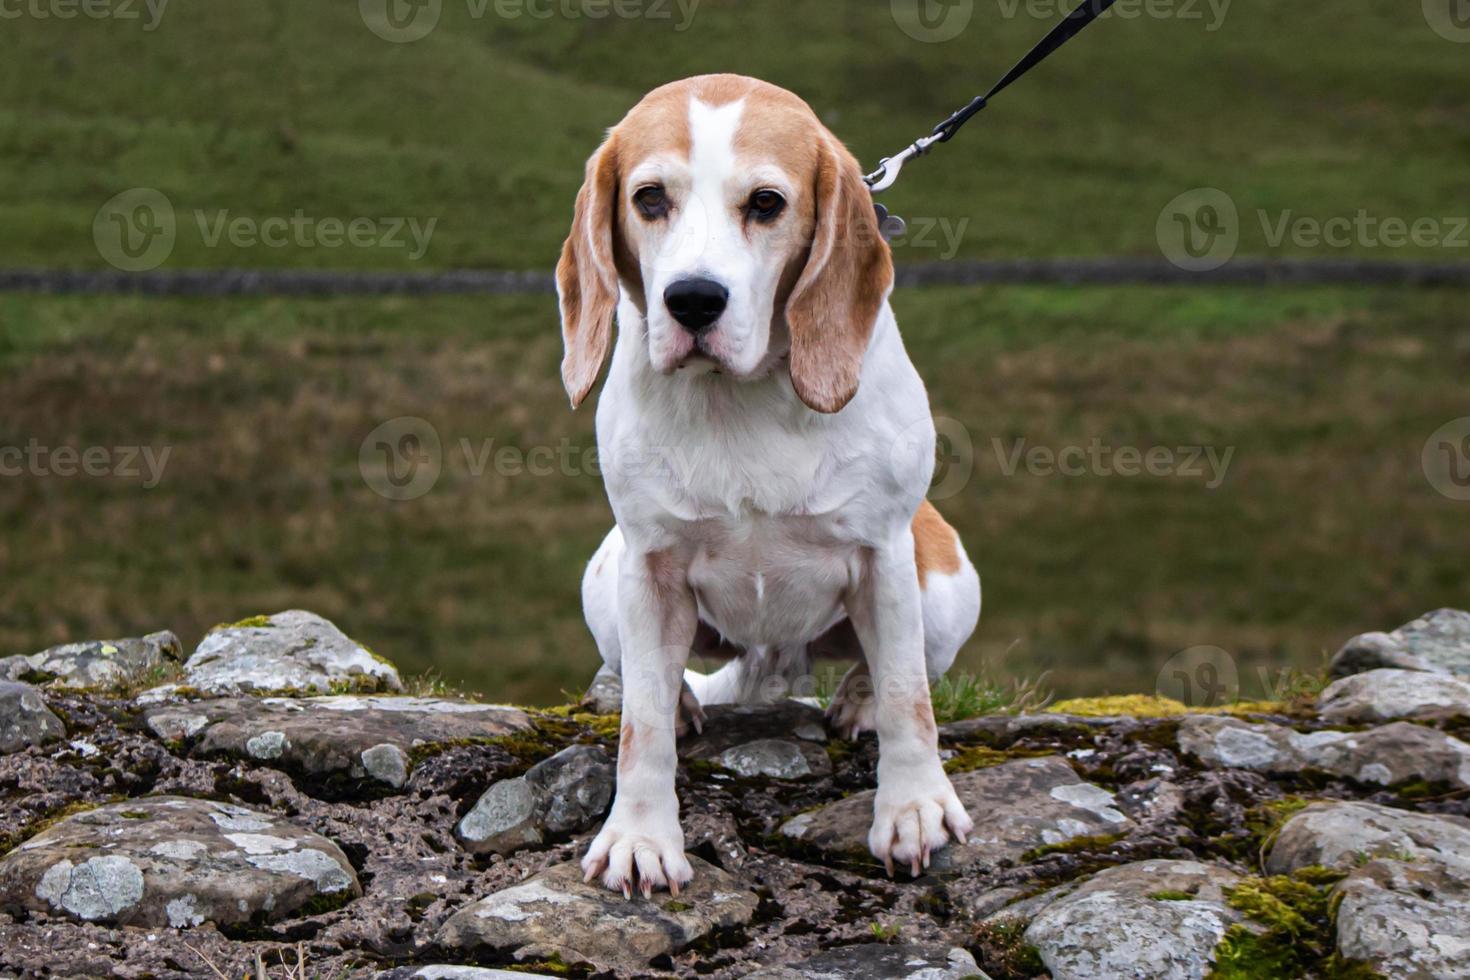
xmin=1 ymin=0 xmax=1466 ymax=705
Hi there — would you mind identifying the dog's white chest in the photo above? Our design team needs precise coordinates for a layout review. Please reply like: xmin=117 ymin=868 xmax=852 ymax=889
xmin=685 ymin=512 xmax=856 ymax=648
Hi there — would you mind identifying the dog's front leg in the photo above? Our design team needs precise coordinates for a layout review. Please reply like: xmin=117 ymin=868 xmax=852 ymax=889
xmin=582 ymin=546 xmax=697 ymax=897
xmin=848 ymin=538 xmax=975 ymax=876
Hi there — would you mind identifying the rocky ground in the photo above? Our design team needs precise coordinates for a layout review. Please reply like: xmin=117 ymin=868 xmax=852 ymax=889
xmin=2 ymin=610 xmax=1470 ymax=979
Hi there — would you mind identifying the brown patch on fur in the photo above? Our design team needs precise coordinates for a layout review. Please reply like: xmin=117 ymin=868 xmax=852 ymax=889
xmin=618 ymin=722 xmax=637 ymax=773
xmin=913 ymin=694 xmax=938 ymax=739
xmin=557 ymin=133 xmax=622 ymax=409
xmin=784 ymin=128 xmax=894 ymax=413
xmin=913 ymin=500 xmax=963 ymax=587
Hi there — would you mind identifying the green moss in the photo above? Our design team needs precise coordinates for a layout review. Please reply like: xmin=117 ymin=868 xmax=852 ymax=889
xmin=1292 ymin=865 xmax=1349 ymax=887
xmin=1392 ymin=777 xmax=1461 ymax=800
xmin=825 ymin=737 xmax=856 ymax=767
xmin=1196 ymin=795 xmax=1314 ymax=867
xmin=1021 ymin=832 xmax=1125 ymax=862
xmin=944 ymin=744 xmax=1049 ymax=774
xmin=295 ymin=887 xmax=356 ymax=918
xmin=1255 ymin=797 xmax=1314 ymax=861
xmin=868 ymin=920 xmax=902 ymax=943
xmin=972 ymin=919 xmax=1046 ymax=977
xmin=507 ymin=952 xmax=576 ymax=975
xmin=1207 ymin=868 xmax=1377 ymax=980
xmin=1047 ymin=694 xmax=1317 ymax=722
xmin=212 ymin=615 xmax=273 ymax=631
xmin=406 ymin=734 xmax=512 ymax=766
xmin=663 ymin=900 xmax=692 ymax=913
xmin=1048 ymin=695 xmax=1189 ymax=718
xmin=536 ymin=707 xmax=621 ymax=742
xmin=1216 ymin=700 xmax=1291 ymax=717
xmin=356 ymin=640 xmax=393 ymax=668
xmin=1150 ymin=889 xmax=1196 ymax=901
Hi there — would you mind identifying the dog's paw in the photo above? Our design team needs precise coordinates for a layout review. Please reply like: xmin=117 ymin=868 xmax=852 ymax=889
xmin=825 ymin=663 xmax=877 ymax=741
xmin=675 ymin=679 xmax=706 ymax=738
xmin=868 ymin=766 xmax=973 ymax=877
xmin=582 ymin=803 xmax=693 ymax=898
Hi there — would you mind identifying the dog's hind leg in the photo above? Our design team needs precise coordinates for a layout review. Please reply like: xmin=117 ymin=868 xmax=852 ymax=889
xmin=582 ymin=526 xmax=625 ymax=675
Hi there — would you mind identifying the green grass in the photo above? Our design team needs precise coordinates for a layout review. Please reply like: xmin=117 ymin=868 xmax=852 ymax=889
xmin=1 ymin=284 xmax=1465 ymax=704
xmin=0 ymin=1 xmax=1465 ymax=269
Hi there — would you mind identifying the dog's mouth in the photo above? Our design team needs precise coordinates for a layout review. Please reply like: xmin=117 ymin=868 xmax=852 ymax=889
xmin=676 ymin=348 xmax=724 ymax=375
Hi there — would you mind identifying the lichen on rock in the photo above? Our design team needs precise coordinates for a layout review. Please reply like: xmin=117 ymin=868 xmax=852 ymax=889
xmin=140 ymin=610 xmax=402 ymax=700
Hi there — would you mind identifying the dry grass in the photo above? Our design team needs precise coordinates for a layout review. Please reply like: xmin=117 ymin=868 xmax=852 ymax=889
xmin=186 ymin=942 xmax=333 ymax=980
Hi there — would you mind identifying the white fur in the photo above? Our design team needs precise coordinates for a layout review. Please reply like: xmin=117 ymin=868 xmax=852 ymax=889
xmin=577 ymin=93 xmax=981 ymax=896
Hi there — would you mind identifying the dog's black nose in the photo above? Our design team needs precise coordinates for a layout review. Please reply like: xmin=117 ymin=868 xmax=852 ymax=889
xmin=664 ymin=278 xmax=728 ymax=334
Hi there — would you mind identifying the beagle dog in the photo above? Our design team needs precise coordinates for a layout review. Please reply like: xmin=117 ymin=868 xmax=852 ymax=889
xmin=559 ymin=74 xmax=982 ymax=896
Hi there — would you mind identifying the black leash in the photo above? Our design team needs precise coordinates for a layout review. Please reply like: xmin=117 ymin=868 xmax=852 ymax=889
xmin=867 ymin=0 xmax=1120 ymax=236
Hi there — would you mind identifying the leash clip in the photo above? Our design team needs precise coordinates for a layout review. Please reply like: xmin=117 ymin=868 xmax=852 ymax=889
xmin=863 ymin=134 xmax=941 ymax=194
xmin=865 ymin=135 xmax=942 ymax=240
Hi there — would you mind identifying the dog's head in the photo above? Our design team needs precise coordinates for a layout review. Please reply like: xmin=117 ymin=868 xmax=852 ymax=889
xmin=557 ymin=74 xmax=894 ymax=414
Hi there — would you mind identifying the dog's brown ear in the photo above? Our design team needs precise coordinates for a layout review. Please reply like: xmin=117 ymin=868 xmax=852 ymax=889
xmin=557 ymin=134 xmax=622 ymax=409
xmin=784 ymin=132 xmax=895 ymax=414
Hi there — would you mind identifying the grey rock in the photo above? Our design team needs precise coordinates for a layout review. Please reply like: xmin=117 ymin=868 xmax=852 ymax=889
xmin=781 ymin=757 xmax=1134 ymax=873
xmin=717 ymin=737 xmax=829 ymax=780
xmin=0 ymin=796 xmax=359 ymax=927
xmin=1267 ymin=801 xmax=1470 ymax=978
xmin=360 ymin=742 xmax=411 ymax=788
xmin=1179 ymin=715 xmax=1470 ymax=789
xmin=0 ymin=682 xmax=66 ymax=753
xmin=584 ymin=664 xmax=622 ymax=714
xmin=1266 ymin=800 xmax=1470 ymax=880
xmin=0 ymin=631 xmax=180 ymax=691
xmin=941 ymin=712 xmax=1118 ymax=741
xmin=524 ymin=743 xmax=615 ymax=835
xmin=144 ymin=695 xmax=532 ymax=793
xmin=140 ymin=610 xmax=401 ymax=699
xmin=457 ymin=744 xmax=614 ymax=855
xmin=1317 ymin=668 xmax=1470 ymax=723
xmin=1333 ymin=859 xmax=1470 ymax=980
xmin=989 ymin=860 xmax=1245 ymax=980
xmin=1329 ymin=609 xmax=1470 ymax=679
xmin=742 ymin=943 xmax=987 ymax=979
xmin=457 ymin=777 xmax=541 ymax=855
xmin=435 ymin=857 xmax=758 ymax=972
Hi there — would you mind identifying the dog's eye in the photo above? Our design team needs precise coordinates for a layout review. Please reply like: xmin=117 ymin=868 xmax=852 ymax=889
xmin=747 ymin=190 xmax=786 ymax=222
xmin=634 ymin=185 xmax=668 ymax=220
